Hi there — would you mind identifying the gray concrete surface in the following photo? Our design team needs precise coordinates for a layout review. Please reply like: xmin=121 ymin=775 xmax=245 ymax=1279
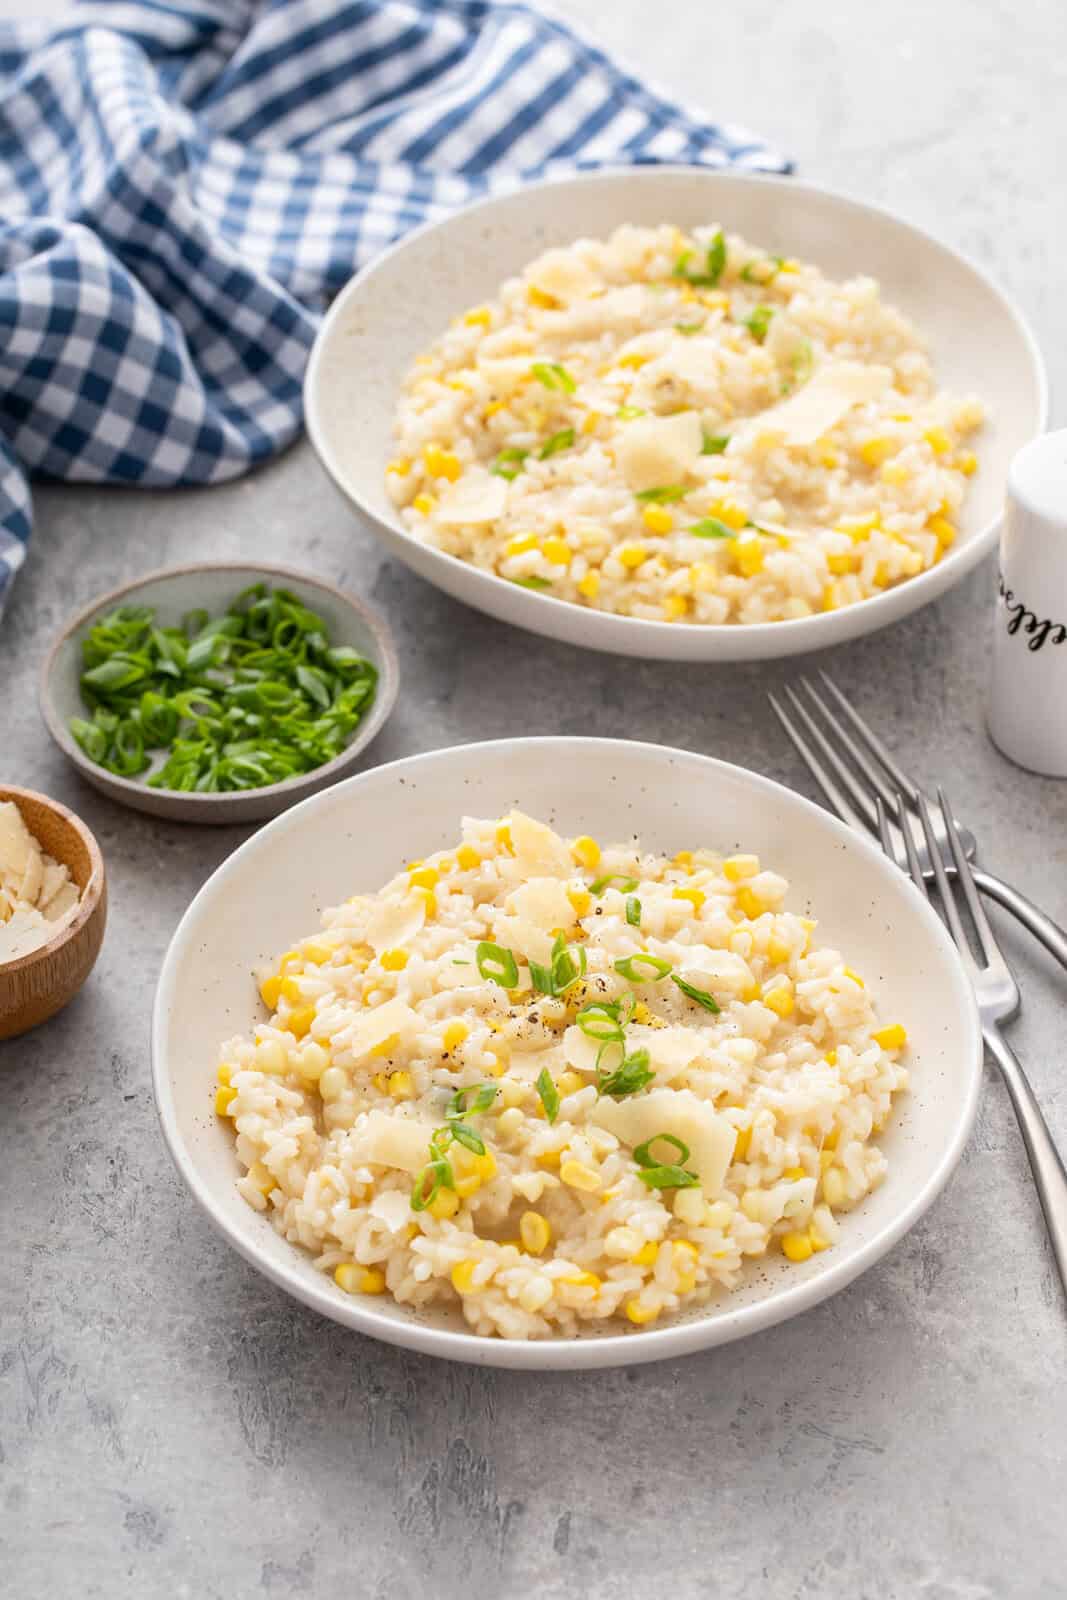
xmin=2 ymin=1 xmax=1066 ymax=1596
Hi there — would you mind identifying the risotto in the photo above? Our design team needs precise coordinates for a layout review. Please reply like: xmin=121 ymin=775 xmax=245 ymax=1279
xmin=387 ymin=224 xmax=984 ymax=625
xmin=216 ymin=811 xmax=910 ymax=1339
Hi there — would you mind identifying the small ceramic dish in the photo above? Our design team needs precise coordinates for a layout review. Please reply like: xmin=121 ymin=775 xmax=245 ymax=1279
xmin=40 ymin=561 xmax=399 ymax=825
xmin=0 ymin=785 xmax=107 ymax=1041
xmin=153 ymin=737 xmax=982 ymax=1370
xmin=305 ymin=167 xmax=1047 ymax=663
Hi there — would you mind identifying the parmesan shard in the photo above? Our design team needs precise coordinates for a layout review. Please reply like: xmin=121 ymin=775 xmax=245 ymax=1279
xmin=40 ymin=881 xmax=80 ymax=922
xmin=0 ymin=800 xmax=34 ymax=880
xmin=526 ymin=248 xmax=597 ymax=305
xmin=365 ymin=892 xmax=426 ymax=956
xmin=368 ymin=1189 xmax=416 ymax=1232
xmin=507 ymin=811 xmax=572 ymax=878
xmin=347 ymin=996 xmax=422 ymax=1059
xmin=436 ymin=470 xmax=508 ymax=525
xmin=616 ymin=411 xmax=704 ymax=493
xmin=19 ymin=845 xmax=43 ymax=908
xmin=565 ymin=1024 xmax=705 ymax=1083
xmin=749 ymin=361 xmax=892 ymax=448
xmin=591 ymin=1088 xmax=737 ymax=1198
xmin=510 ymin=877 xmax=575 ymax=934
xmin=350 ymin=1110 xmax=432 ymax=1174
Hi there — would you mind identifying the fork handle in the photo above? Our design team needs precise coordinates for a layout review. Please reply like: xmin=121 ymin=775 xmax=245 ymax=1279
xmin=983 ymin=1025 xmax=1067 ymax=1300
xmin=974 ymin=869 xmax=1067 ymax=975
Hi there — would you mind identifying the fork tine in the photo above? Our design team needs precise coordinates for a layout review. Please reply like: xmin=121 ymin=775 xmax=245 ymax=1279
xmin=874 ymin=796 xmax=907 ymax=876
xmin=915 ymin=791 xmax=972 ymax=960
xmin=892 ymin=791 xmax=932 ymax=901
xmin=937 ymin=785 xmax=1000 ymax=964
xmin=771 ymin=686 xmax=879 ymax=831
xmin=818 ymin=673 xmax=919 ymax=802
xmin=799 ymin=677 xmax=901 ymax=814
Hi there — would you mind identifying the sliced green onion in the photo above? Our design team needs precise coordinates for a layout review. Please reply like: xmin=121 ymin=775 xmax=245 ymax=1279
xmin=539 ymin=428 xmax=575 ymax=459
xmin=529 ymin=957 xmax=555 ymax=995
xmin=530 ymin=361 xmax=576 ymax=394
xmin=512 ymin=576 xmax=553 ymax=590
xmin=492 ymin=447 xmax=528 ymax=480
xmin=634 ymin=1132 xmax=690 ymax=1168
xmin=688 ymin=518 xmax=733 ymax=540
xmin=475 ymin=941 xmax=518 ymax=988
xmin=635 ymin=485 xmax=688 ymax=504
xmin=446 ymin=1122 xmax=486 ymax=1156
xmin=550 ymin=933 xmax=587 ymax=994
xmin=782 ymin=338 xmax=814 ymax=394
xmin=616 ymin=405 xmax=646 ymax=420
xmin=535 ymin=1068 xmax=560 ymax=1124
xmin=740 ymin=255 xmax=783 ymax=284
xmin=410 ymin=1158 xmax=453 ymax=1211
xmin=614 ymin=953 xmax=673 ymax=983
xmin=446 ymin=1085 xmax=499 ymax=1119
xmin=636 ymin=1164 xmax=700 ymax=1190
xmin=670 ymin=974 xmax=721 ymax=1014
xmin=701 ymin=432 xmax=730 ymax=455
xmin=70 ymin=717 xmax=109 ymax=763
xmin=674 ymin=321 xmax=705 ymax=335
xmin=576 ymin=1002 xmax=625 ymax=1043
xmin=598 ymin=1048 xmax=654 ymax=1099
xmin=744 ymin=305 xmax=774 ymax=343
xmin=625 ymin=896 xmax=642 ymax=927
xmin=672 ymin=228 xmax=726 ymax=287
xmin=589 ymin=873 xmax=639 ymax=896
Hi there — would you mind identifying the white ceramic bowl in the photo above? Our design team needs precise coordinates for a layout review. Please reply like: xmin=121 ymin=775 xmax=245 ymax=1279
xmin=306 ymin=168 xmax=1047 ymax=662
xmin=153 ymin=737 xmax=982 ymax=1370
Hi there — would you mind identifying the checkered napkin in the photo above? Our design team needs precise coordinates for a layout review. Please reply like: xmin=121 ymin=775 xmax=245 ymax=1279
xmin=0 ymin=0 xmax=789 ymax=613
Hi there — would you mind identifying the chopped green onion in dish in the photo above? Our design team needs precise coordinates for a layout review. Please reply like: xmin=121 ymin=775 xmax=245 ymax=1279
xmin=535 ymin=1067 xmax=560 ymax=1124
xmin=539 ymin=428 xmax=575 ymax=459
xmin=671 ymin=974 xmax=721 ymax=1013
xmin=491 ymin=447 xmax=528 ymax=480
xmin=444 ymin=1121 xmax=486 ymax=1156
xmin=614 ymin=953 xmax=673 ymax=982
xmin=70 ymin=587 xmax=377 ymax=793
xmin=589 ymin=873 xmax=639 ymax=896
xmin=673 ymin=228 xmax=726 ymax=288
xmin=476 ymin=941 xmax=519 ymax=988
xmin=531 ymin=361 xmax=577 ymax=393
xmin=446 ymin=1085 xmax=499 ymax=1118
xmin=625 ymin=896 xmax=642 ymax=927
xmin=744 ymin=305 xmax=774 ymax=343
xmin=598 ymin=1048 xmax=655 ymax=1099
xmin=633 ymin=1132 xmax=700 ymax=1189
xmin=701 ymin=432 xmax=730 ymax=455
xmin=576 ymin=1001 xmax=626 ymax=1042
xmin=410 ymin=1157 xmax=453 ymax=1211
xmin=674 ymin=321 xmax=705 ymax=336
xmin=616 ymin=405 xmax=646 ymax=420
xmin=635 ymin=486 xmax=688 ymax=504
xmin=688 ymin=518 xmax=733 ymax=540
xmin=512 ymin=576 xmax=553 ymax=590
xmin=740 ymin=255 xmax=783 ymax=284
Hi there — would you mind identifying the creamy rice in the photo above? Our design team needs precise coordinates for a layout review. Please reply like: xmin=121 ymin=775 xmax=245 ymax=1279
xmin=387 ymin=224 xmax=983 ymax=625
xmin=217 ymin=811 xmax=910 ymax=1340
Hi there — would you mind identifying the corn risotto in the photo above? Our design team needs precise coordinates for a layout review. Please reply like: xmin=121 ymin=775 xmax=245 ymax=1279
xmin=387 ymin=224 xmax=983 ymax=625
xmin=217 ymin=810 xmax=910 ymax=1339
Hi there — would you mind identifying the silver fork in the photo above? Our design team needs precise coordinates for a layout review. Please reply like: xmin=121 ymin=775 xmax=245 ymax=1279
xmin=769 ymin=673 xmax=1067 ymax=976
xmin=877 ymin=787 xmax=1067 ymax=1299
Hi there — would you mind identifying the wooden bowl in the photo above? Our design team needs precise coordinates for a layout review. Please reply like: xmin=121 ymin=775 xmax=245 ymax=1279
xmin=39 ymin=561 xmax=399 ymax=824
xmin=0 ymin=786 xmax=107 ymax=1040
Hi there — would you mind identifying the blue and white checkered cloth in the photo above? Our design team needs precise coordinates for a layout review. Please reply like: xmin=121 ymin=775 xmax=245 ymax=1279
xmin=0 ymin=0 xmax=788 ymax=612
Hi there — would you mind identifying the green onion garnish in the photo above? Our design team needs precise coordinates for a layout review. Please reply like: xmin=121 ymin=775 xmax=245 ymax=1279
xmin=531 ymin=361 xmax=577 ymax=394
xmin=635 ymin=1132 xmax=689 ymax=1167
xmin=512 ymin=576 xmax=553 ymax=590
xmin=529 ymin=936 xmax=587 ymax=998
xmin=635 ymin=486 xmax=688 ymax=503
xmin=598 ymin=1048 xmax=655 ymax=1099
xmin=445 ymin=1121 xmax=486 ymax=1156
xmin=688 ymin=518 xmax=733 ymax=540
xmin=475 ymin=941 xmax=518 ymax=988
xmin=589 ymin=874 xmax=639 ymax=896
xmin=740 ymin=255 xmax=783 ymax=284
xmin=701 ymin=432 xmax=730 ymax=455
xmin=529 ymin=958 xmax=555 ymax=996
xmin=633 ymin=1132 xmax=699 ymax=1189
xmin=446 ymin=1085 xmax=499 ymax=1118
xmin=781 ymin=338 xmax=814 ymax=395
xmin=670 ymin=975 xmax=721 ymax=1013
xmin=614 ymin=953 xmax=673 ymax=982
xmin=539 ymin=428 xmax=575 ymax=459
xmin=744 ymin=305 xmax=774 ymax=343
xmin=674 ymin=321 xmax=705 ymax=335
xmin=576 ymin=1002 xmax=625 ymax=1043
xmin=672 ymin=228 xmax=726 ymax=287
xmin=616 ymin=405 xmax=646 ymax=420
xmin=625 ymin=896 xmax=642 ymax=927
xmin=535 ymin=1068 xmax=560 ymax=1124
xmin=410 ymin=1157 xmax=454 ymax=1211
xmin=491 ymin=447 xmax=528 ymax=480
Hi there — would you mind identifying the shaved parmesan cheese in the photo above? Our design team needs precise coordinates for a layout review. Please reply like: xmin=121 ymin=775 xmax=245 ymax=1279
xmin=0 ymin=800 xmax=81 ymax=965
xmin=563 ymin=1025 xmax=602 ymax=1075
xmin=749 ymin=362 xmax=892 ymax=448
xmin=365 ymin=893 xmax=426 ymax=955
xmin=0 ymin=801 xmax=34 ymax=879
xmin=526 ymin=248 xmax=597 ymax=304
xmin=437 ymin=470 xmax=508 ymax=525
xmin=494 ymin=912 xmax=554 ymax=966
xmin=19 ymin=845 xmax=43 ymax=908
xmin=369 ymin=1189 xmax=416 ymax=1232
xmin=348 ymin=996 xmax=422 ymax=1059
xmin=616 ymin=411 xmax=703 ymax=493
xmin=507 ymin=811 xmax=572 ymax=878
xmin=511 ymin=877 xmax=575 ymax=934
xmin=477 ymin=356 xmax=534 ymax=392
xmin=592 ymin=1088 xmax=736 ymax=1198
xmin=350 ymin=1110 xmax=431 ymax=1174
xmin=565 ymin=1024 xmax=705 ymax=1082
xmin=40 ymin=882 xmax=80 ymax=922
xmin=0 ymin=907 xmax=50 ymax=964
xmin=38 ymin=857 xmax=70 ymax=912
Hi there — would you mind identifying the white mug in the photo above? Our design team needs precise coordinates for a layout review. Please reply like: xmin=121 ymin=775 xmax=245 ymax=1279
xmin=987 ymin=429 xmax=1067 ymax=776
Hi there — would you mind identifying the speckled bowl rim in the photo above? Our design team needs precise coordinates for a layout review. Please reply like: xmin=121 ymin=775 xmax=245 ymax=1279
xmin=0 ymin=783 xmax=105 ymax=976
xmin=305 ymin=166 xmax=1049 ymax=663
xmin=39 ymin=561 xmax=400 ymax=817
xmin=152 ymin=736 xmax=984 ymax=1370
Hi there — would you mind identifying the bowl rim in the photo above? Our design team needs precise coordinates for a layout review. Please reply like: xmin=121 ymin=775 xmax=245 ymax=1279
xmin=39 ymin=559 xmax=400 ymax=813
xmin=0 ymin=783 xmax=106 ymax=977
xmin=305 ymin=165 xmax=1049 ymax=656
xmin=151 ymin=734 xmax=984 ymax=1370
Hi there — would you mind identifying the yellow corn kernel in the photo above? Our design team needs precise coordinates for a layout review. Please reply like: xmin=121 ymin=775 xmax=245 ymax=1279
xmin=556 ymin=1070 xmax=585 ymax=1100
xmin=451 ymin=1259 xmax=479 ymax=1293
xmin=843 ymin=966 xmax=864 ymax=988
xmin=577 ymin=570 xmax=600 ymax=599
xmin=625 ymin=1299 xmax=660 ymax=1325
xmin=672 ymin=886 xmax=705 ymax=911
xmin=482 ymin=400 xmax=506 ymax=420
xmin=873 ymin=560 xmax=891 ymax=587
xmin=281 ymin=975 xmax=306 ymax=1005
xmin=781 ymin=1231 xmax=814 ymax=1263
xmin=710 ymin=500 xmax=749 ymax=531
xmin=422 ymin=1187 xmax=458 ymax=1222
xmin=379 ymin=948 xmax=409 ymax=972
xmin=929 ymin=516 xmax=957 ymax=548
xmin=822 ymin=1127 xmax=839 ymax=1151
xmin=505 ymin=532 xmax=539 ymax=557
xmin=217 ymin=1062 xmax=232 ymax=1087
xmin=630 ymin=1241 xmax=660 ymax=1267
xmin=520 ymin=1211 xmax=551 ymax=1256
xmin=385 ymin=457 xmax=411 ymax=477
xmin=740 ymin=981 xmax=760 ymax=1003
xmin=442 ymin=1021 xmax=469 ymax=1054
xmin=527 ymin=285 xmax=558 ymax=309
xmin=567 ymin=886 xmax=592 ymax=917
xmin=412 ymin=494 xmax=435 ymax=515
xmin=821 ymin=1168 xmax=847 ymax=1208
xmin=582 ymin=411 xmax=602 ymax=435
xmin=422 ymin=444 xmax=461 ymax=481
xmin=689 ymin=561 xmax=718 ymax=593
xmin=859 ymin=437 xmax=895 ymax=468
xmin=247 ymin=1161 xmax=274 ymax=1198
xmin=370 ymin=1031 xmax=400 ymax=1059
xmin=956 ymin=450 xmax=978 ymax=476
xmin=838 ymin=511 xmax=880 ymax=539
xmin=819 ymin=446 xmax=839 ymax=468
xmin=662 ymin=594 xmax=690 ymax=620
xmin=872 ymin=1023 xmax=908 ymax=1051
xmin=560 ymin=1159 xmax=603 ymax=1193
xmin=763 ymin=983 xmax=795 ymax=1019
xmin=259 ymin=974 xmax=282 ymax=1010
xmin=642 ymin=505 xmax=674 ymax=535
xmin=463 ymin=306 xmax=492 ymax=328
xmin=456 ymin=844 xmax=480 ymax=871
xmin=560 ymin=1271 xmax=600 ymax=1289
xmin=408 ymin=865 xmax=439 ymax=891
xmin=445 ymin=373 xmax=474 ymax=392
xmin=474 ymin=1152 xmax=497 ymax=1184
xmin=673 ymin=1239 xmax=699 ymax=1264
xmin=215 ymin=1085 xmax=237 ymax=1116
xmin=300 ymin=939 xmax=331 ymax=965
xmin=571 ymin=835 xmax=600 ymax=869
xmin=809 ymin=1226 xmax=831 ymax=1254
xmin=723 ymin=853 xmax=759 ymax=882
xmin=535 ymin=1148 xmax=561 ymax=1168
xmin=286 ymin=1004 xmax=315 ymax=1039
xmin=334 ymin=1263 xmax=359 ymax=1293
xmin=732 ymin=1124 xmax=752 ymax=1162
xmin=880 ymin=460 xmax=911 ymax=485
xmin=783 ymin=1166 xmax=806 ymax=1182
xmin=368 ymin=1071 xmax=387 ymax=1094
xmin=827 ymin=551 xmax=861 ymax=576
xmin=618 ymin=544 xmax=649 ymax=570
xmin=924 ymin=426 xmax=951 ymax=454
xmin=541 ymin=535 xmax=572 ymax=566
xmin=673 ymin=850 xmax=693 ymax=867
xmin=495 ymin=822 xmax=513 ymax=854
xmin=729 ymin=536 xmax=764 ymax=577
xmin=617 ymin=351 xmax=649 ymax=369
xmin=766 ymin=935 xmax=791 ymax=965
xmin=734 ymin=885 xmax=765 ymax=919
xmin=387 ymin=1071 xmax=415 ymax=1101
xmin=819 ymin=1151 xmax=837 ymax=1174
